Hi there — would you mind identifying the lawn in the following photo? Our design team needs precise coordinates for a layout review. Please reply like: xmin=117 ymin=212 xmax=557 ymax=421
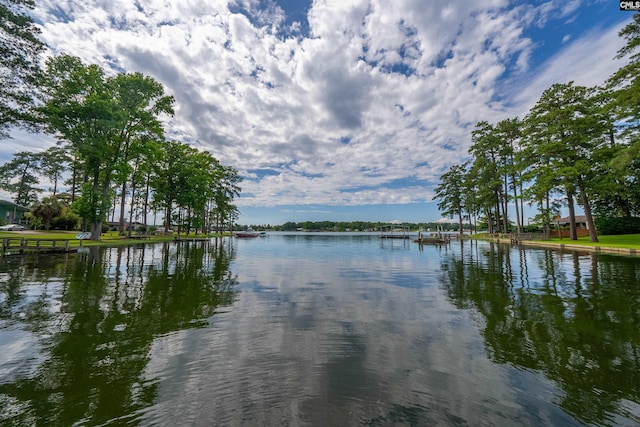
xmin=546 ymin=234 xmax=640 ymax=249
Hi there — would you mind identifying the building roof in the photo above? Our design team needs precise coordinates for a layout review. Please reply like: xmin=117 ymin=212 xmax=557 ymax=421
xmin=557 ymin=215 xmax=587 ymax=225
xmin=0 ymin=199 xmax=30 ymax=211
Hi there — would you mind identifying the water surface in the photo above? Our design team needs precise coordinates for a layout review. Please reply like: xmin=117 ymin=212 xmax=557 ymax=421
xmin=1 ymin=234 xmax=639 ymax=426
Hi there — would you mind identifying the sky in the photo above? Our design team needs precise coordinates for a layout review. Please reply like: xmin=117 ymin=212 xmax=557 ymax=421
xmin=2 ymin=0 xmax=635 ymax=225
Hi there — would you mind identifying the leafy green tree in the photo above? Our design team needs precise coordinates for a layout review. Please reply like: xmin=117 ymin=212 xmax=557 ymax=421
xmin=40 ymin=55 xmax=173 ymax=240
xmin=151 ymin=141 xmax=240 ymax=235
xmin=31 ymin=196 xmax=63 ymax=230
xmin=470 ymin=121 xmax=507 ymax=233
xmin=122 ymin=138 xmax=161 ymax=236
xmin=40 ymin=55 xmax=118 ymax=238
xmin=50 ymin=207 xmax=80 ymax=230
xmin=0 ymin=150 xmax=42 ymax=205
xmin=151 ymin=141 xmax=194 ymax=232
xmin=524 ymin=82 xmax=606 ymax=242
xmin=111 ymin=72 xmax=174 ymax=233
xmin=602 ymin=13 xmax=640 ymax=215
xmin=211 ymin=165 xmax=241 ymax=234
xmin=495 ymin=118 xmax=525 ymax=233
xmin=608 ymin=13 xmax=640 ymax=145
xmin=433 ymin=163 xmax=467 ymax=235
xmin=40 ymin=146 xmax=71 ymax=196
xmin=0 ymin=0 xmax=45 ymax=137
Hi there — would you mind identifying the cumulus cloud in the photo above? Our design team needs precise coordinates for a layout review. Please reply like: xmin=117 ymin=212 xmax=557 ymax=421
xmin=18 ymin=0 xmax=630 ymax=213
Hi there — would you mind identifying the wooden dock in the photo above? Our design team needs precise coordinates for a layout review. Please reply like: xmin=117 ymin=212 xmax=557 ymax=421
xmin=411 ymin=232 xmax=464 ymax=245
xmin=412 ymin=236 xmax=447 ymax=244
xmin=1 ymin=237 xmax=81 ymax=256
xmin=174 ymin=237 xmax=211 ymax=242
xmin=379 ymin=225 xmax=413 ymax=240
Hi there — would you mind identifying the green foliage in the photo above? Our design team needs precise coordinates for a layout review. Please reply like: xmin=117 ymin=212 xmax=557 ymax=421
xmin=151 ymin=140 xmax=241 ymax=233
xmin=23 ymin=212 xmax=41 ymax=229
xmin=51 ymin=211 xmax=80 ymax=231
xmin=433 ymin=17 xmax=640 ymax=236
xmin=594 ymin=217 xmax=640 ymax=235
xmin=0 ymin=0 xmax=45 ymax=136
xmin=40 ymin=54 xmax=175 ymax=239
xmin=39 ymin=146 xmax=70 ymax=195
xmin=0 ymin=151 xmax=42 ymax=205
xmin=433 ymin=164 xmax=466 ymax=219
xmin=72 ymin=182 xmax=110 ymax=224
xmin=31 ymin=196 xmax=63 ymax=230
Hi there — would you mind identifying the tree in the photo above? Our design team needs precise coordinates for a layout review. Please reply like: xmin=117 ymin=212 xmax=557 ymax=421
xmin=31 ymin=196 xmax=63 ymax=230
xmin=469 ymin=121 xmax=508 ymax=233
xmin=151 ymin=141 xmax=193 ymax=232
xmin=524 ymin=82 xmax=606 ymax=242
xmin=0 ymin=150 xmax=42 ymax=205
xmin=433 ymin=163 xmax=467 ymax=235
xmin=150 ymin=141 xmax=241 ymax=235
xmin=111 ymin=72 xmax=174 ymax=234
xmin=39 ymin=146 xmax=71 ymax=196
xmin=211 ymin=165 xmax=241 ymax=233
xmin=608 ymin=12 xmax=640 ymax=143
xmin=603 ymin=13 xmax=640 ymax=215
xmin=0 ymin=0 xmax=45 ymax=137
xmin=40 ymin=55 xmax=174 ymax=240
xmin=495 ymin=118 xmax=525 ymax=233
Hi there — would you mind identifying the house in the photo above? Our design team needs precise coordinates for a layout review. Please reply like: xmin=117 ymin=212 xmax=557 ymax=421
xmin=0 ymin=199 xmax=30 ymax=224
xmin=106 ymin=220 xmax=147 ymax=231
xmin=554 ymin=215 xmax=592 ymax=238
xmin=556 ymin=215 xmax=589 ymax=229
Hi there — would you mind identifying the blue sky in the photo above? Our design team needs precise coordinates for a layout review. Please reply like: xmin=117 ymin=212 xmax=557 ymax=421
xmin=1 ymin=1 xmax=634 ymax=225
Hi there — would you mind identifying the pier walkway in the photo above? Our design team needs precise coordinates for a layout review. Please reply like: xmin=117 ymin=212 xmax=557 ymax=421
xmin=1 ymin=237 xmax=81 ymax=256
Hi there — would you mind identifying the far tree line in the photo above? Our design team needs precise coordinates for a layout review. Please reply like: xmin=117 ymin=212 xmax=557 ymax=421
xmin=0 ymin=1 xmax=240 ymax=239
xmin=434 ymin=14 xmax=640 ymax=243
xmin=241 ymin=221 xmax=462 ymax=232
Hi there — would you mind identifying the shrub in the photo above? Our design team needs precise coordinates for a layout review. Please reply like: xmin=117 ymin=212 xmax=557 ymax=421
xmin=51 ymin=212 xmax=80 ymax=231
xmin=594 ymin=217 xmax=640 ymax=235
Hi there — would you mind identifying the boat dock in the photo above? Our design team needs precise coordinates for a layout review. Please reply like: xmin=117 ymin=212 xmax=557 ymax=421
xmin=379 ymin=225 xmax=413 ymax=239
xmin=1 ymin=238 xmax=81 ymax=256
xmin=174 ymin=237 xmax=211 ymax=242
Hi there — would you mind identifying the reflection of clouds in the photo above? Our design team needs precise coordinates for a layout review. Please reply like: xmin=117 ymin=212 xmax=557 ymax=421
xmin=142 ymin=236 xmax=576 ymax=425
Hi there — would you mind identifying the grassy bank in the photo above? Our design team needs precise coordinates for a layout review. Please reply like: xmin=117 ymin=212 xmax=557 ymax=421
xmin=474 ymin=232 xmax=640 ymax=257
xmin=544 ymin=234 xmax=640 ymax=250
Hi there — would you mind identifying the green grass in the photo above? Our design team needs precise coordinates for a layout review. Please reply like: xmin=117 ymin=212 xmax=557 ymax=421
xmin=546 ymin=234 xmax=640 ymax=249
xmin=474 ymin=232 xmax=640 ymax=250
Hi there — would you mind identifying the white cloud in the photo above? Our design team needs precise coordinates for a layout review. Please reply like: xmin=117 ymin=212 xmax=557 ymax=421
xmin=508 ymin=21 xmax=628 ymax=115
xmin=8 ymin=0 xmax=628 ymax=215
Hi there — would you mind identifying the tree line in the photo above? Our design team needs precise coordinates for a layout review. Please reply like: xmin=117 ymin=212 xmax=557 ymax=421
xmin=434 ymin=14 xmax=640 ymax=242
xmin=242 ymin=221 xmax=461 ymax=232
xmin=0 ymin=1 xmax=241 ymax=239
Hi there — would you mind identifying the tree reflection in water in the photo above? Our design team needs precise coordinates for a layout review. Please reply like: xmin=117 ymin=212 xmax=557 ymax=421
xmin=0 ymin=240 xmax=237 ymax=426
xmin=441 ymin=240 xmax=640 ymax=425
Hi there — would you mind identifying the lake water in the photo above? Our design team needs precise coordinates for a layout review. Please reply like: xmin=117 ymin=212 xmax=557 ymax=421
xmin=1 ymin=233 xmax=639 ymax=426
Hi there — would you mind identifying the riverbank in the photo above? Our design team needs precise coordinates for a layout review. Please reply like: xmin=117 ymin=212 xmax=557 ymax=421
xmin=483 ymin=233 xmax=640 ymax=257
